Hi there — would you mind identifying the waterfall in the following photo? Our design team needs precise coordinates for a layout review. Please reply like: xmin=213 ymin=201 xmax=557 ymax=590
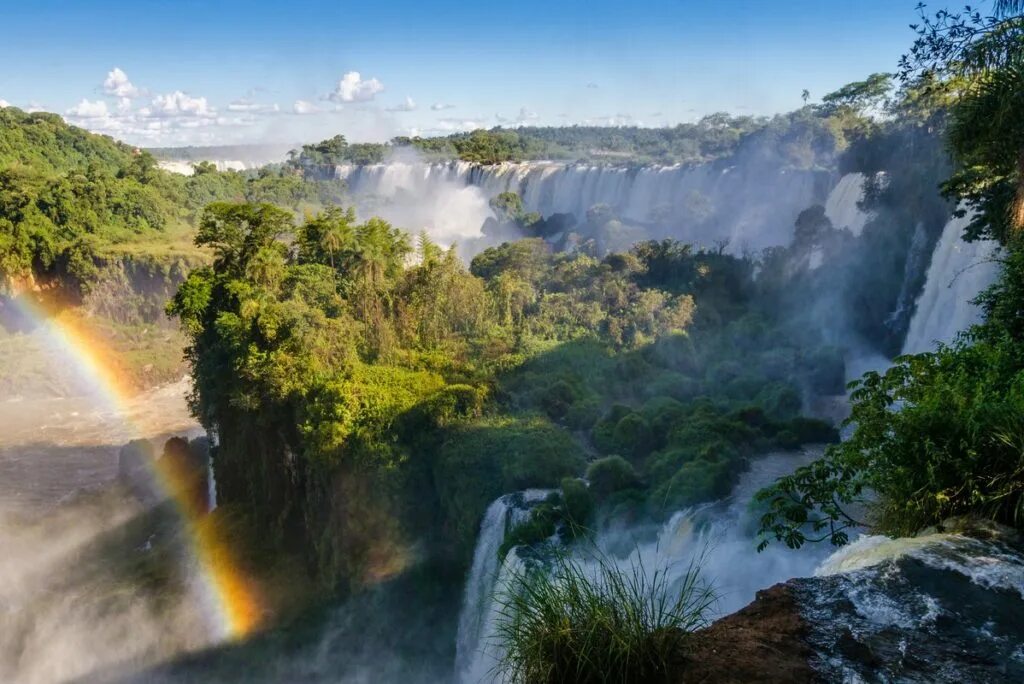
xmin=206 ymin=427 xmax=219 ymax=511
xmin=823 ymin=172 xmax=871 ymax=236
xmin=206 ymin=460 xmax=217 ymax=512
xmin=902 ymin=214 xmax=1000 ymax=354
xmin=455 ymin=450 xmax=833 ymax=683
xmin=337 ymin=161 xmax=828 ymax=252
xmin=454 ymin=489 xmax=552 ymax=682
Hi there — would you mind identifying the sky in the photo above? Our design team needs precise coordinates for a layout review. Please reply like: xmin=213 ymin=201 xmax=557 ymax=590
xmin=0 ymin=0 xmax=931 ymax=147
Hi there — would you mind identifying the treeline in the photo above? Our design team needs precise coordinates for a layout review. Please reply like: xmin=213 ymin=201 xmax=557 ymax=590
xmin=0 ymin=107 xmax=343 ymax=294
xmin=281 ymin=73 xmax=892 ymax=168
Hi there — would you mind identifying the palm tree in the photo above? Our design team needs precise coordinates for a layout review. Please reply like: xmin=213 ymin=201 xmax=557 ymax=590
xmin=315 ymin=207 xmax=355 ymax=270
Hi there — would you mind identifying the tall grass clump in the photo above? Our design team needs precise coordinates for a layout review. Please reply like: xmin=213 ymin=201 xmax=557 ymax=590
xmin=495 ymin=551 xmax=715 ymax=683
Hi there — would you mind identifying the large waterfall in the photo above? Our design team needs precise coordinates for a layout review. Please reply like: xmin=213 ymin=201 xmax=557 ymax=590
xmin=337 ymin=161 xmax=829 ymax=251
xmin=455 ymin=450 xmax=834 ymax=683
xmin=902 ymin=214 xmax=1001 ymax=354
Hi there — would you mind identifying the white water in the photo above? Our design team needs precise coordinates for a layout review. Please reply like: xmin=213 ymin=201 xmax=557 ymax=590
xmin=157 ymin=160 xmax=252 ymax=175
xmin=902 ymin=214 xmax=1001 ymax=354
xmin=454 ymin=490 xmax=551 ymax=682
xmin=456 ymin=450 xmax=833 ymax=683
xmin=338 ymin=161 xmax=827 ymax=252
xmin=824 ymin=172 xmax=871 ymax=236
xmin=817 ymin=532 xmax=1024 ymax=599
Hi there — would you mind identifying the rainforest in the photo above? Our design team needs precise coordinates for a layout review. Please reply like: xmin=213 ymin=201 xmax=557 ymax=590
xmin=1 ymin=1 xmax=1023 ymax=683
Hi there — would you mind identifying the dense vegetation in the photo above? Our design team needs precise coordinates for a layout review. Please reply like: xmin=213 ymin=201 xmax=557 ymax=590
xmin=757 ymin=0 xmax=1024 ymax=549
xmin=0 ymin=106 xmax=343 ymax=297
xmin=169 ymin=190 xmax=840 ymax=586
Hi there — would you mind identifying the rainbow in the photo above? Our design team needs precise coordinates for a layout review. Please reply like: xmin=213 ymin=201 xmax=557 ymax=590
xmin=5 ymin=292 xmax=263 ymax=641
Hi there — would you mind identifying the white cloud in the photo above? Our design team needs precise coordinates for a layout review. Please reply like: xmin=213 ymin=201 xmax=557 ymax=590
xmin=103 ymin=68 xmax=140 ymax=99
xmin=431 ymin=102 xmax=455 ymax=111
xmin=293 ymin=99 xmax=320 ymax=115
xmin=582 ymin=113 xmax=638 ymax=127
xmin=142 ymin=91 xmax=215 ymax=118
xmin=0 ymin=99 xmax=10 ymax=108
xmin=327 ymin=71 xmax=384 ymax=103
xmin=25 ymin=102 xmax=47 ymax=113
xmin=385 ymin=96 xmax=416 ymax=112
xmin=66 ymin=99 xmax=109 ymax=118
xmin=227 ymin=99 xmax=280 ymax=113
xmin=435 ymin=117 xmax=487 ymax=132
xmin=496 ymin=107 xmax=539 ymax=126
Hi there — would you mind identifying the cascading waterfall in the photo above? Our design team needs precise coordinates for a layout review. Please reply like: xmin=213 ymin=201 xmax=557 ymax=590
xmin=902 ymin=213 xmax=1001 ymax=354
xmin=823 ymin=172 xmax=871 ymax=236
xmin=455 ymin=450 xmax=833 ymax=683
xmin=454 ymin=489 xmax=552 ymax=682
xmin=337 ymin=161 xmax=828 ymax=251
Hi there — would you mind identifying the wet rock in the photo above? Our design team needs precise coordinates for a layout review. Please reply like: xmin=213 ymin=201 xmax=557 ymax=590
xmin=678 ymin=584 xmax=816 ymax=683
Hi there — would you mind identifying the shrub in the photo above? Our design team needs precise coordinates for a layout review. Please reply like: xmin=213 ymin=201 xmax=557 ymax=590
xmin=540 ymin=379 xmax=579 ymax=420
xmin=756 ymin=382 xmax=802 ymax=421
xmin=592 ymin=405 xmax=634 ymax=453
xmin=561 ymin=478 xmax=595 ymax=530
xmin=586 ymin=456 xmax=640 ymax=501
xmin=496 ymin=551 xmax=714 ymax=684
xmin=612 ymin=413 xmax=654 ymax=460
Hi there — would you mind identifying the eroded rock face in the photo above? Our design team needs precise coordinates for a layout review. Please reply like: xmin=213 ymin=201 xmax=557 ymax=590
xmin=679 ymin=584 xmax=816 ymax=684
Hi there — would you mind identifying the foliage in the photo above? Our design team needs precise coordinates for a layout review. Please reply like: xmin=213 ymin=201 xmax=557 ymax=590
xmin=758 ymin=2 xmax=1024 ymax=550
xmin=496 ymin=551 xmax=714 ymax=684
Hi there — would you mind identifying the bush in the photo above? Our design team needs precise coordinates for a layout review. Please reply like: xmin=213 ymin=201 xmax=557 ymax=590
xmin=561 ymin=478 xmax=595 ymax=530
xmin=612 ymin=413 xmax=654 ymax=460
xmin=756 ymin=382 xmax=802 ymax=421
xmin=592 ymin=405 xmax=635 ymax=453
xmin=496 ymin=551 xmax=714 ymax=684
xmin=540 ymin=379 xmax=579 ymax=420
xmin=586 ymin=456 xmax=640 ymax=501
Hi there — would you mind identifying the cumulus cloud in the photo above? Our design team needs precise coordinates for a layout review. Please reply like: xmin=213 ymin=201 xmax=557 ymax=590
xmin=141 ymin=91 xmax=215 ymax=118
xmin=103 ymin=68 xmax=140 ymax=99
xmin=431 ymin=102 xmax=455 ymax=111
xmin=66 ymin=99 xmax=109 ymax=118
xmin=326 ymin=71 xmax=384 ymax=103
xmin=0 ymin=99 xmax=10 ymax=108
xmin=385 ymin=96 xmax=416 ymax=112
xmin=293 ymin=99 xmax=320 ymax=115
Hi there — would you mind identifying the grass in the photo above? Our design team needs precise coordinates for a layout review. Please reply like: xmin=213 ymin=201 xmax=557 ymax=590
xmin=495 ymin=550 xmax=715 ymax=684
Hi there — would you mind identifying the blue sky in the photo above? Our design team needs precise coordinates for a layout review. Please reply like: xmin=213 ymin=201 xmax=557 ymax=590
xmin=0 ymin=0 xmax=929 ymax=146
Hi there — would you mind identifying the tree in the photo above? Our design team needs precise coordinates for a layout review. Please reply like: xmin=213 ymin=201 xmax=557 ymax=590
xmin=196 ymin=202 xmax=293 ymax=275
xmin=820 ymin=73 xmax=893 ymax=116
